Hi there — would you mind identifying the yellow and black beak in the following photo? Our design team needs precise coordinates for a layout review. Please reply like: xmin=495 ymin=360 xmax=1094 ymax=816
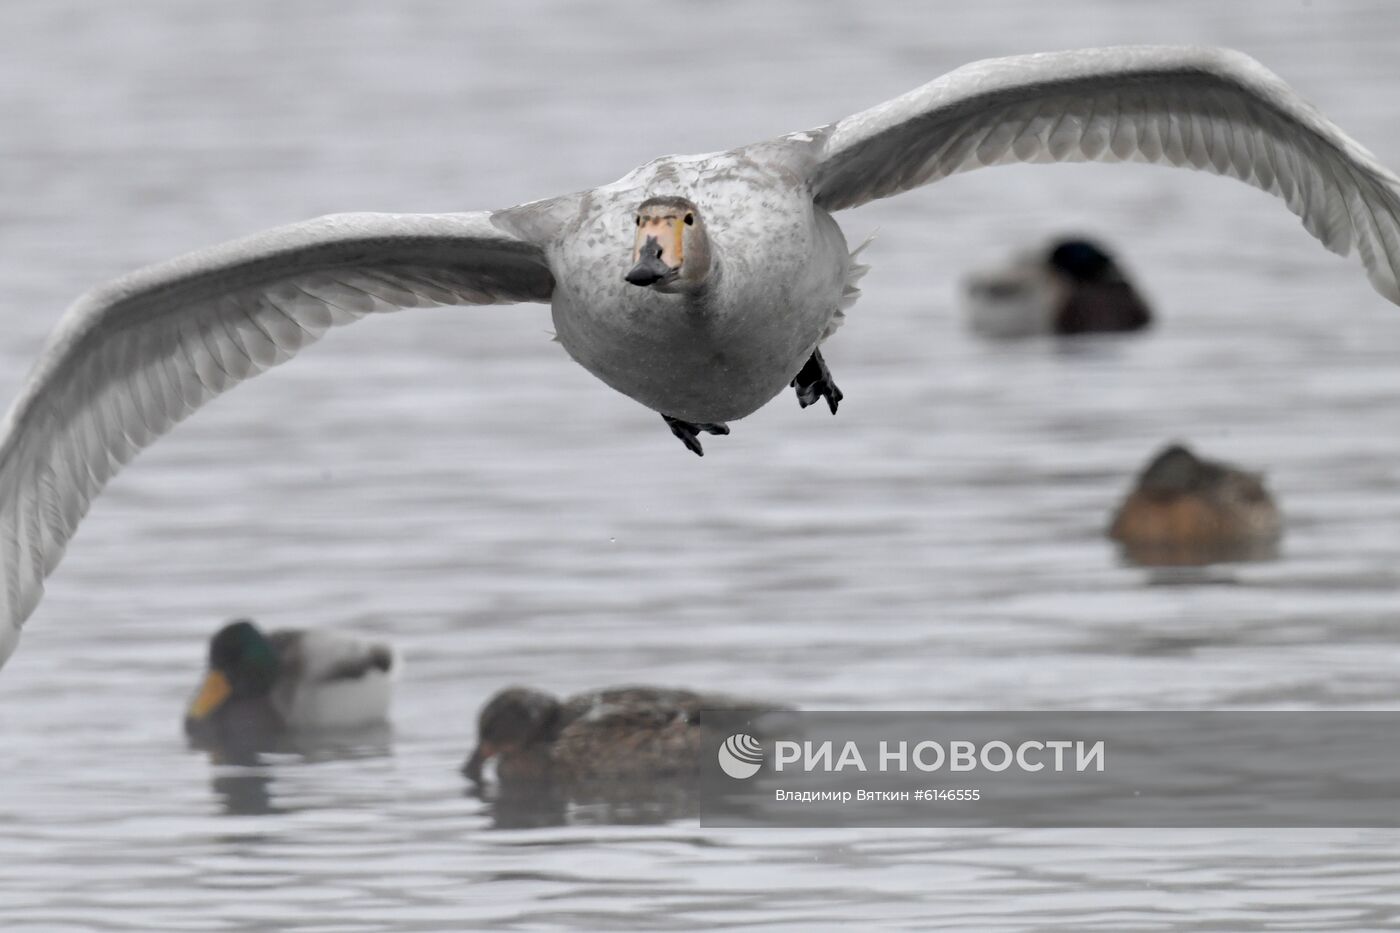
xmin=186 ymin=669 xmax=232 ymax=721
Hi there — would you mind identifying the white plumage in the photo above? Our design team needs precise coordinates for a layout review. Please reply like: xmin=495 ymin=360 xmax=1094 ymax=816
xmin=276 ymin=628 xmax=400 ymax=730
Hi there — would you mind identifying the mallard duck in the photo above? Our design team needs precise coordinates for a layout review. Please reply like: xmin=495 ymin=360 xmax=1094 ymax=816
xmin=1108 ymin=443 xmax=1282 ymax=565
xmin=5 ymin=47 xmax=1400 ymax=667
xmin=183 ymin=619 xmax=397 ymax=746
xmin=462 ymin=685 xmax=768 ymax=787
xmin=964 ymin=237 xmax=1152 ymax=337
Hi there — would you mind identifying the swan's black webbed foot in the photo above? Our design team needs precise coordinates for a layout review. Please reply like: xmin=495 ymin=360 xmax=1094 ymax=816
xmin=662 ymin=415 xmax=729 ymax=457
xmin=791 ymin=348 xmax=842 ymax=414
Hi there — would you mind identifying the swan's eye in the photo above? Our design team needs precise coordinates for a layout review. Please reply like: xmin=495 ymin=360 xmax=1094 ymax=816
xmin=684 ymin=213 xmax=694 ymax=226
xmin=635 ymin=217 xmax=641 ymax=226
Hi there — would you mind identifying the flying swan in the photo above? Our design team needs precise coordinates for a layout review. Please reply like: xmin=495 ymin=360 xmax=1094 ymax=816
xmin=1 ymin=46 xmax=1399 ymax=668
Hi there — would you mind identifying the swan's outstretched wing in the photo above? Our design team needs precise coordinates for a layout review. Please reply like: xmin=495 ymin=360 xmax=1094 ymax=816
xmin=0 ymin=211 xmax=554 ymax=667
xmin=806 ymin=46 xmax=1400 ymax=303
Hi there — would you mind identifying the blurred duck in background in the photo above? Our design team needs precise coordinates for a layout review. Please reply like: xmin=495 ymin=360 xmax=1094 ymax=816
xmin=184 ymin=618 xmax=397 ymax=751
xmin=964 ymin=237 xmax=1153 ymax=338
xmin=1109 ymin=443 xmax=1282 ymax=566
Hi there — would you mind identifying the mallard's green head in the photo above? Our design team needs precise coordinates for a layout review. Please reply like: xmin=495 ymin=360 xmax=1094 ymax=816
xmin=186 ymin=619 xmax=281 ymax=722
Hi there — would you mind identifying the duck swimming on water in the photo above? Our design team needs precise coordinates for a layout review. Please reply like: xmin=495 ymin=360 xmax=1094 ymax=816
xmin=964 ymin=237 xmax=1153 ymax=338
xmin=462 ymin=685 xmax=773 ymax=787
xmin=3 ymin=46 xmax=1400 ymax=666
xmin=1109 ymin=443 xmax=1282 ymax=566
xmin=184 ymin=619 xmax=397 ymax=749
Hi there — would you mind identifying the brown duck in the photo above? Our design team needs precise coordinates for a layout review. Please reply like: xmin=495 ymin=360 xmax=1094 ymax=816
xmin=462 ymin=685 xmax=771 ymax=786
xmin=1109 ymin=443 xmax=1282 ymax=565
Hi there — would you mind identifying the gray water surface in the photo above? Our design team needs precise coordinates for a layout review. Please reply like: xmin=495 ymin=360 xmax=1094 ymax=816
xmin=3 ymin=1 xmax=1400 ymax=929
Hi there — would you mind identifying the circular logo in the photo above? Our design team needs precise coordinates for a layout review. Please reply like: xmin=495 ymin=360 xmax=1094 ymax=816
xmin=717 ymin=733 xmax=764 ymax=779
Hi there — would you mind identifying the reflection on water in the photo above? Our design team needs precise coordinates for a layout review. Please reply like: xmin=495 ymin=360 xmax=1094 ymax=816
xmin=472 ymin=780 xmax=702 ymax=831
xmin=196 ymin=726 xmax=395 ymax=815
xmin=1114 ymin=537 xmax=1282 ymax=568
xmin=3 ymin=0 xmax=1400 ymax=929
xmin=210 ymin=768 xmax=280 ymax=817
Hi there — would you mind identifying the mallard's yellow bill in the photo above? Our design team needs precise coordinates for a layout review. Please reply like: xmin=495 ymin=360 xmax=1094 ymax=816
xmin=187 ymin=670 xmax=231 ymax=720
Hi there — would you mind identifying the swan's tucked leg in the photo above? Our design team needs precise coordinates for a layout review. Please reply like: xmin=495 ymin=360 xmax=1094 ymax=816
xmin=661 ymin=415 xmax=730 ymax=457
xmin=791 ymin=348 xmax=842 ymax=414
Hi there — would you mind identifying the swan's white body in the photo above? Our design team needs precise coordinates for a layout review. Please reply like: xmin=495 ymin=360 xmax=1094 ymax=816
xmin=3 ymin=46 xmax=1400 ymax=667
xmin=521 ymin=144 xmax=852 ymax=422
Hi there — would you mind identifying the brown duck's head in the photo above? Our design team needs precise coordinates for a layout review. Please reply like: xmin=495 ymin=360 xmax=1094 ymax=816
xmin=185 ymin=619 xmax=281 ymax=725
xmin=625 ymin=196 xmax=712 ymax=291
xmin=1136 ymin=444 xmax=1217 ymax=494
xmin=1134 ymin=443 xmax=1272 ymax=504
xmin=462 ymin=686 xmax=563 ymax=784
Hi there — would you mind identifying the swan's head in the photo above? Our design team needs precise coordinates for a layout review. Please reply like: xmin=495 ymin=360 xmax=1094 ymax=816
xmin=625 ymin=196 xmax=712 ymax=291
xmin=185 ymin=619 xmax=281 ymax=723
xmin=462 ymin=686 xmax=563 ymax=784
